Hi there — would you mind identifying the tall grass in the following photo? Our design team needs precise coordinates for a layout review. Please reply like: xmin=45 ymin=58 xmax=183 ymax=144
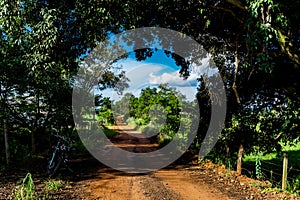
xmin=13 ymin=173 xmax=35 ymax=200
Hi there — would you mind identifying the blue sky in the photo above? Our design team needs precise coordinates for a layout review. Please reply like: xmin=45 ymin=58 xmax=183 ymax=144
xmin=100 ymin=50 xmax=204 ymax=102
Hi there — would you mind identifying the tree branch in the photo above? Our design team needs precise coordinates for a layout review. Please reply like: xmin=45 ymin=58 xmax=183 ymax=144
xmin=278 ymin=30 xmax=300 ymax=66
xmin=210 ymin=5 xmax=244 ymax=24
xmin=274 ymin=28 xmax=299 ymax=66
xmin=275 ymin=132 xmax=283 ymax=141
xmin=232 ymin=36 xmax=241 ymax=104
xmin=225 ymin=0 xmax=247 ymax=11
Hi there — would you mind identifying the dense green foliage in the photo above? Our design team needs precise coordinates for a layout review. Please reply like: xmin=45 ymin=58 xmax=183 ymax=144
xmin=112 ymin=84 xmax=196 ymax=147
xmin=0 ymin=0 xmax=133 ymax=164
xmin=95 ymin=96 xmax=115 ymax=126
xmin=0 ymin=0 xmax=299 ymax=180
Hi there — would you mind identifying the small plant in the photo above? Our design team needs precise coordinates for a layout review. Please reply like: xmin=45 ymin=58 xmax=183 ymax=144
xmin=198 ymin=157 xmax=205 ymax=164
xmin=13 ymin=173 xmax=36 ymax=200
xmin=286 ymin=175 xmax=300 ymax=195
xmin=42 ymin=179 xmax=67 ymax=199
xmin=261 ymin=186 xmax=282 ymax=194
xmin=225 ymin=160 xmax=234 ymax=173
xmin=255 ymin=158 xmax=263 ymax=180
xmin=44 ymin=179 xmax=64 ymax=191
xmin=253 ymin=147 xmax=264 ymax=180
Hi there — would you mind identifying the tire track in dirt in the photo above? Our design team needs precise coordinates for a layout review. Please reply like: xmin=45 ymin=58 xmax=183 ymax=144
xmin=154 ymin=168 xmax=230 ymax=200
xmin=86 ymin=167 xmax=232 ymax=200
xmin=86 ymin=169 xmax=182 ymax=200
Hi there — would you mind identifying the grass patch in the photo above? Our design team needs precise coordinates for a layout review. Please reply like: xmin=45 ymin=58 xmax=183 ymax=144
xmin=243 ymin=142 xmax=300 ymax=194
xmin=44 ymin=179 xmax=64 ymax=191
xmin=243 ymin=151 xmax=278 ymax=163
xmin=244 ymin=142 xmax=300 ymax=171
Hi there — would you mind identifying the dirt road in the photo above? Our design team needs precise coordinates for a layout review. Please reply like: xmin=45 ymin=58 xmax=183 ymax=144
xmin=85 ymin=167 xmax=231 ymax=200
xmin=82 ymin=122 xmax=231 ymax=200
xmin=1 ymin=121 xmax=298 ymax=199
xmin=76 ymin=121 xmax=298 ymax=200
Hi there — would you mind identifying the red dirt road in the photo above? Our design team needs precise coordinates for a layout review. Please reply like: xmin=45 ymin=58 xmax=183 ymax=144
xmin=84 ymin=122 xmax=230 ymax=200
xmin=1 ymin=121 xmax=298 ymax=199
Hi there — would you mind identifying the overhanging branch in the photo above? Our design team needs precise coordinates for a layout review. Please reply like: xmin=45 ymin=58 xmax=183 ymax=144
xmin=210 ymin=6 xmax=244 ymax=24
xmin=277 ymin=30 xmax=300 ymax=66
xmin=225 ymin=0 xmax=247 ymax=11
xmin=232 ymin=35 xmax=241 ymax=104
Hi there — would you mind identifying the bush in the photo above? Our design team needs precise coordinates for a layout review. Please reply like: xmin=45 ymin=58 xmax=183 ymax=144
xmin=97 ymin=109 xmax=115 ymax=126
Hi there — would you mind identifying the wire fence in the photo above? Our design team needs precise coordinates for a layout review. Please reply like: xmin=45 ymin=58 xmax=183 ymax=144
xmin=260 ymin=160 xmax=282 ymax=168
xmin=241 ymin=153 xmax=300 ymax=190
xmin=260 ymin=160 xmax=300 ymax=175
xmin=289 ymin=166 xmax=300 ymax=173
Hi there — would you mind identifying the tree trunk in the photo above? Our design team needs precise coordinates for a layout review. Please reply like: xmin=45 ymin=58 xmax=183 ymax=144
xmin=31 ymin=128 xmax=36 ymax=155
xmin=4 ymin=117 xmax=9 ymax=165
xmin=236 ymin=144 xmax=244 ymax=175
xmin=225 ymin=144 xmax=230 ymax=165
xmin=232 ymin=36 xmax=244 ymax=176
xmin=32 ymin=89 xmax=40 ymax=155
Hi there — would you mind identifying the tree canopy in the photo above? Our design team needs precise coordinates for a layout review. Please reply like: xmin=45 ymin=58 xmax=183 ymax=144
xmin=0 ymin=0 xmax=299 ymax=165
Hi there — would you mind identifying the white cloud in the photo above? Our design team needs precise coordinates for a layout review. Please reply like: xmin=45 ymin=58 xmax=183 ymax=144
xmin=149 ymin=71 xmax=197 ymax=87
xmin=126 ymin=63 xmax=164 ymax=88
xmin=101 ymin=59 xmax=201 ymax=101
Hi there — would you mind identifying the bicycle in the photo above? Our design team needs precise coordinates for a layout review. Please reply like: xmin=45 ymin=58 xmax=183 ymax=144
xmin=46 ymin=130 xmax=74 ymax=176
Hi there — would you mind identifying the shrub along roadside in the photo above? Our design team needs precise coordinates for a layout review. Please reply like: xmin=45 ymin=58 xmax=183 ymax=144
xmin=11 ymin=173 xmax=72 ymax=200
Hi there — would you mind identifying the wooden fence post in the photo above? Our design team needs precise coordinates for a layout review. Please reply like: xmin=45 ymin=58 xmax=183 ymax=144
xmin=236 ymin=144 xmax=244 ymax=176
xmin=282 ymin=153 xmax=288 ymax=190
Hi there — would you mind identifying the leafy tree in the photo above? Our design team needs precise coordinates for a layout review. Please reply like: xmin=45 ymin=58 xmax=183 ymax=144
xmin=119 ymin=84 xmax=194 ymax=146
xmin=95 ymin=96 xmax=114 ymax=126
xmin=0 ymin=0 xmax=133 ymax=164
xmin=112 ymin=93 xmax=134 ymax=117
xmin=1 ymin=0 xmax=299 ymax=166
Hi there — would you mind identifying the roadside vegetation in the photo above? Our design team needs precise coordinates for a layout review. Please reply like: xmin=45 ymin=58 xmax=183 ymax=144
xmin=1 ymin=0 xmax=300 ymax=198
xmin=112 ymin=84 xmax=195 ymax=148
